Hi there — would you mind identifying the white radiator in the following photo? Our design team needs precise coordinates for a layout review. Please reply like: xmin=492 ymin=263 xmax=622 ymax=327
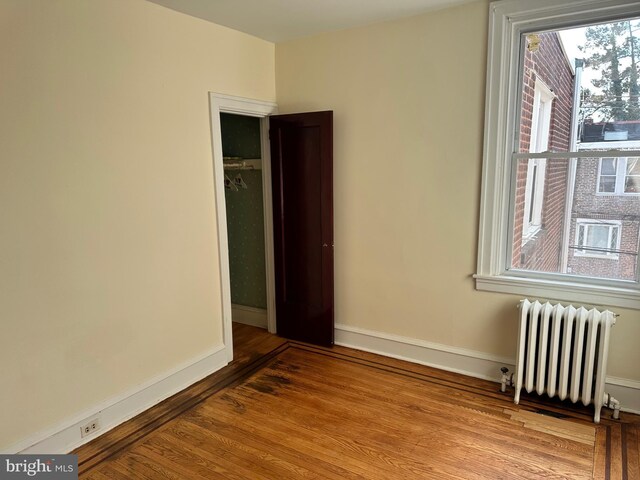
xmin=511 ymin=299 xmax=619 ymax=423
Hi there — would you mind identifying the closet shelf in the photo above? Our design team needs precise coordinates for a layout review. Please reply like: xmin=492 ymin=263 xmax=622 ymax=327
xmin=223 ymin=158 xmax=262 ymax=170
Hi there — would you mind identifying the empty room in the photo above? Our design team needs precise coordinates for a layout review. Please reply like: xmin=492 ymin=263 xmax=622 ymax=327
xmin=2 ymin=0 xmax=639 ymax=478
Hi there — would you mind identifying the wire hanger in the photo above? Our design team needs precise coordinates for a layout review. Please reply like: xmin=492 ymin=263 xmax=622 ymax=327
xmin=234 ymin=173 xmax=248 ymax=189
xmin=224 ymin=174 xmax=239 ymax=191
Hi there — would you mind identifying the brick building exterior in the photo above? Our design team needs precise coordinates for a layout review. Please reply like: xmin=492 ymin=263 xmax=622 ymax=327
xmin=567 ymin=150 xmax=640 ymax=281
xmin=512 ymin=32 xmax=575 ymax=272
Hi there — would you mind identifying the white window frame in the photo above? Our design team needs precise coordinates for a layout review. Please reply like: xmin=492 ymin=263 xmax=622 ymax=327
xmin=522 ymin=78 xmax=555 ymax=242
xmin=475 ymin=0 xmax=640 ymax=310
xmin=597 ymin=156 xmax=640 ymax=195
xmin=574 ymin=219 xmax=621 ymax=259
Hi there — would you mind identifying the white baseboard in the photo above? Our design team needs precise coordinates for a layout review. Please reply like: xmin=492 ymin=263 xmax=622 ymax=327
xmin=604 ymin=377 xmax=640 ymax=415
xmin=6 ymin=344 xmax=228 ymax=454
xmin=334 ymin=323 xmax=640 ymax=415
xmin=232 ymin=304 xmax=267 ymax=329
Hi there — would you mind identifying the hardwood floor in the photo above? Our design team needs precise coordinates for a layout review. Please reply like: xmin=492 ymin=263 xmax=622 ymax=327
xmin=74 ymin=323 xmax=288 ymax=475
xmin=76 ymin=323 xmax=640 ymax=479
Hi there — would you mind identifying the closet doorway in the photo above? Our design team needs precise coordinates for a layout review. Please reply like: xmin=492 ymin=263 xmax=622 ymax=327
xmin=209 ymin=94 xmax=278 ymax=363
xmin=210 ymin=94 xmax=335 ymax=362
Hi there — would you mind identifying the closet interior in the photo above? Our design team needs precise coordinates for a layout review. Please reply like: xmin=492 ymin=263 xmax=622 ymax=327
xmin=220 ymin=113 xmax=268 ymax=330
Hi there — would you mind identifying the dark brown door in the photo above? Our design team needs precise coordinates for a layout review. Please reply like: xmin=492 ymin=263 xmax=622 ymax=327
xmin=269 ymin=111 xmax=333 ymax=346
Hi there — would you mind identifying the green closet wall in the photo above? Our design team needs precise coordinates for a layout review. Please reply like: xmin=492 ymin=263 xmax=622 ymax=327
xmin=221 ymin=113 xmax=267 ymax=309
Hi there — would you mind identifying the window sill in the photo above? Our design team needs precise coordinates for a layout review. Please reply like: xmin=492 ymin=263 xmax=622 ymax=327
xmin=474 ymin=274 xmax=640 ymax=310
xmin=595 ymin=192 xmax=640 ymax=196
xmin=573 ymin=253 xmax=619 ymax=260
xmin=521 ymin=225 xmax=542 ymax=245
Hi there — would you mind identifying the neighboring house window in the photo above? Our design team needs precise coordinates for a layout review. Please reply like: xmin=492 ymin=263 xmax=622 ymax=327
xmin=475 ymin=0 xmax=640 ymax=310
xmin=597 ymin=157 xmax=640 ymax=194
xmin=574 ymin=220 xmax=621 ymax=259
xmin=523 ymin=79 xmax=554 ymax=242
xmin=627 ymin=157 xmax=640 ymax=193
xmin=598 ymin=158 xmax=618 ymax=193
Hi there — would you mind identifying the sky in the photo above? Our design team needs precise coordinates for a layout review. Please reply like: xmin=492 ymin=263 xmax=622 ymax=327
xmin=557 ymin=22 xmax=639 ymax=121
xmin=558 ymin=27 xmax=586 ymax=66
xmin=558 ymin=20 xmax=640 ymax=91
xmin=558 ymin=26 xmax=597 ymax=93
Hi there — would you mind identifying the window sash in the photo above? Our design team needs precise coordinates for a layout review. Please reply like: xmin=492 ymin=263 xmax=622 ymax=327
xmin=507 ymin=160 xmax=638 ymax=278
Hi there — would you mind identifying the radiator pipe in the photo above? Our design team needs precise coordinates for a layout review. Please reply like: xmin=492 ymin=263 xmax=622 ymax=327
xmin=603 ymin=393 xmax=621 ymax=420
xmin=500 ymin=367 xmax=513 ymax=393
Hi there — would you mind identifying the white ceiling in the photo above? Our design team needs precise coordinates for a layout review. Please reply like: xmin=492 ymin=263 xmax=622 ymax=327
xmin=146 ymin=0 xmax=471 ymax=42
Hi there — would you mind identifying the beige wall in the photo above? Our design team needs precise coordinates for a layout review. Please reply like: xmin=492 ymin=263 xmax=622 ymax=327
xmin=275 ymin=1 xmax=640 ymax=382
xmin=0 ymin=0 xmax=274 ymax=449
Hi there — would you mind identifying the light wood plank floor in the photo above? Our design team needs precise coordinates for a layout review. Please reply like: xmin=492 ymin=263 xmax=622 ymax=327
xmin=76 ymin=323 xmax=640 ymax=479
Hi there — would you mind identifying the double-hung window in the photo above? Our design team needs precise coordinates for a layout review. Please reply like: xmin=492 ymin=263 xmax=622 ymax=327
xmin=598 ymin=157 xmax=640 ymax=194
xmin=575 ymin=220 xmax=621 ymax=258
xmin=475 ymin=0 xmax=640 ymax=309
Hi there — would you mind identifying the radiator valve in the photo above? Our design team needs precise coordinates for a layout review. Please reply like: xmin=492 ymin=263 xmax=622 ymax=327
xmin=500 ymin=367 xmax=512 ymax=393
xmin=603 ymin=393 xmax=621 ymax=420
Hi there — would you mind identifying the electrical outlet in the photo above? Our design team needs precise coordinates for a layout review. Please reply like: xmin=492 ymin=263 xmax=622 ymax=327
xmin=80 ymin=418 xmax=101 ymax=438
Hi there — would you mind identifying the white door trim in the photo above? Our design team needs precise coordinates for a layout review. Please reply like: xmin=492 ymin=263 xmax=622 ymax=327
xmin=209 ymin=93 xmax=279 ymax=362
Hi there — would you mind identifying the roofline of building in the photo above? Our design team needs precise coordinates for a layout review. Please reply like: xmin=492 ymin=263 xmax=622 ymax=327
xmin=579 ymin=140 xmax=640 ymax=150
xmin=556 ymin=31 xmax=576 ymax=76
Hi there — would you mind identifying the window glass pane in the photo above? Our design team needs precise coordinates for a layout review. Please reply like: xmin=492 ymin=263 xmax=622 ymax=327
xmin=512 ymin=158 xmax=639 ymax=281
xmin=611 ymin=227 xmax=619 ymax=250
xmin=624 ymin=175 xmax=640 ymax=193
xmin=601 ymin=158 xmax=617 ymax=175
xmin=578 ymin=225 xmax=585 ymax=247
xmin=511 ymin=19 xmax=640 ymax=282
xmin=518 ymin=21 xmax=640 ymax=153
xmin=626 ymin=157 xmax=640 ymax=175
xmin=599 ymin=176 xmax=616 ymax=192
xmin=625 ymin=157 xmax=640 ymax=192
xmin=586 ymin=225 xmax=610 ymax=250
xmin=517 ymin=32 xmax=571 ymax=154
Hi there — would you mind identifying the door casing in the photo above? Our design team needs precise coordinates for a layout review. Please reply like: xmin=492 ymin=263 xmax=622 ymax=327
xmin=209 ymin=93 xmax=278 ymax=363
